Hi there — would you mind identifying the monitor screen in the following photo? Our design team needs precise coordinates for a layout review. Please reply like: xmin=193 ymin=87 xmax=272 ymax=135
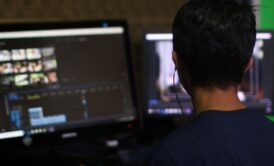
xmin=143 ymin=31 xmax=274 ymax=116
xmin=0 ymin=21 xmax=137 ymax=140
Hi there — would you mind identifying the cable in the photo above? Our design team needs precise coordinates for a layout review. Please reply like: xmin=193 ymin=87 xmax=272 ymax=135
xmin=173 ymin=69 xmax=184 ymax=112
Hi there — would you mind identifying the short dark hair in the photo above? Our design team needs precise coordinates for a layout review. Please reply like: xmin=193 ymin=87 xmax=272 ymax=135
xmin=172 ymin=0 xmax=256 ymax=88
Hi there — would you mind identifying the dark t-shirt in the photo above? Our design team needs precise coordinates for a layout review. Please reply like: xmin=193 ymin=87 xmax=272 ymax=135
xmin=144 ymin=108 xmax=274 ymax=166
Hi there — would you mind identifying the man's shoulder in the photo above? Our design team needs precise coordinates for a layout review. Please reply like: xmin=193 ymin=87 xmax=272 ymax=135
xmin=160 ymin=124 xmax=195 ymax=147
xmin=160 ymin=117 xmax=207 ymax=148
xmin=144 ymin=110 xmax=274 ymax=166
xmin=158 ymin=122 xmax=202 ymax=157
xmin=143 ymin=145 xmax=176 ymax=166
xmin=143 ymin=123 xmax=202 ymax=166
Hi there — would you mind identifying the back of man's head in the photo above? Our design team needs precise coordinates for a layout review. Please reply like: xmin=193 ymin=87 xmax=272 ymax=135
xmin=172 ymin=0 xmax=256 ymax=89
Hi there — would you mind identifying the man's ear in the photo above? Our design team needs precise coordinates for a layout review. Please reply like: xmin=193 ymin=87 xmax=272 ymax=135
xmin=244 ymin=57 xmax=254 ymax=73
xmin=172 ymin=51 xmax=179 ymax=69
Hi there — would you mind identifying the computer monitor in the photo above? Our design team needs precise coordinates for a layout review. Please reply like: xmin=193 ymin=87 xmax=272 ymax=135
xmin=0 ymin=21 xmax=137 ymax=141
xmin=143 ymin=31 xmax=274 ymax=117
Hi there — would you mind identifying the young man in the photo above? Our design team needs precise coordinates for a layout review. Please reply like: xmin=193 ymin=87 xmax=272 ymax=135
xmin=144 ymin=0 xmax=274 ymax=165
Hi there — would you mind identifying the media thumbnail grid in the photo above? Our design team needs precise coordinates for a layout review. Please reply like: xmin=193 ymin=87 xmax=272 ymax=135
xmin=0 ymin=47 xmax=58 ymax=87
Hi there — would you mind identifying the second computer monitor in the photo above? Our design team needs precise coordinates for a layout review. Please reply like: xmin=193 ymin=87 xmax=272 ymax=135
xmin=143 ymin=31 xmax=274 ymax=117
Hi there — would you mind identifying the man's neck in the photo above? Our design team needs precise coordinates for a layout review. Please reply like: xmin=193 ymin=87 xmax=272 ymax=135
xmin=192 ymin=86 xmax=247 ymax=115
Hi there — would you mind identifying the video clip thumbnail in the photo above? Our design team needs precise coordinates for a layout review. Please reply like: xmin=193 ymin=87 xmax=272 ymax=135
xmin=14 ymin=74 xmax=29 ymax=87
xmin=30 ymin=73 xmax=46 ymax=85
xmin=43 ymin=59 xmax=57 ymax=71
xmin=13 ymin=62 xmax=28 ymax=74
xmin=41 ymin=47 xmax=55 ymax=57
xmin=0 ymin=63 xmax=13 ymax=75
xmin=28 ymin=61 xmax=42 ymax=72
xmin=45 ymin=72 xmax=58 ymax=84
xmin=1 ymin=76 xmax=14 ymax=86
xmin=27 ymin=48 xmax=42 ymax=60
xmin=0 ymin=50 xmax=12 ymax=62
xmin=12 ymin=49 xmax=27 ymax=61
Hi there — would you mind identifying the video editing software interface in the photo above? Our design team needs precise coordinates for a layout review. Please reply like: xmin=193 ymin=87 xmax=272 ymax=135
xmin=0 ymin=22 xmax=136 ymax=140
xmin=143 ymin=32 xmax=274 ymax=116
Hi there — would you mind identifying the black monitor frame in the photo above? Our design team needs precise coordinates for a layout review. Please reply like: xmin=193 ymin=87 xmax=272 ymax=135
xmin=0 ymin=20 xmax=139 ymax=145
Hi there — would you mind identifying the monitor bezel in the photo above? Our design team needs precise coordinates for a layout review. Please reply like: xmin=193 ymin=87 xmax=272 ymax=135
xmin=0 ymin=20 xmax=139 ymax=143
